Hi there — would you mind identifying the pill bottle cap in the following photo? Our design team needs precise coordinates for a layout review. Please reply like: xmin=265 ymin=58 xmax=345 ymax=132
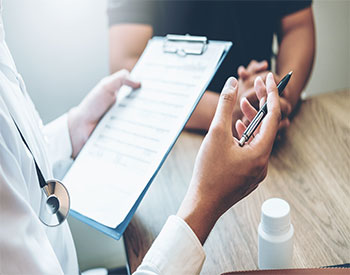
xmin=261 ymin=198 xmax=291 ymax=235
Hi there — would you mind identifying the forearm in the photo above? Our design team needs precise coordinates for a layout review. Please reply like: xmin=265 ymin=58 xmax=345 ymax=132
xmin=185 ymin=90 xmax=220 ymax=131
xmin=109 ymin=24 xmax=152 ymax=73
xmin=277 ymin=8 xmax=315 ymax=110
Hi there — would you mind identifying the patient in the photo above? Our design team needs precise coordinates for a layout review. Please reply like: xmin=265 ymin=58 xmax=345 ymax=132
xmin=107 ymin=0 xmax=315 ymax=136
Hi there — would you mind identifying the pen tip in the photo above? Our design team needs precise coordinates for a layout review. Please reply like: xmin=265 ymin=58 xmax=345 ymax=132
xmin=289 ymin=71 xmax=293 ymax=75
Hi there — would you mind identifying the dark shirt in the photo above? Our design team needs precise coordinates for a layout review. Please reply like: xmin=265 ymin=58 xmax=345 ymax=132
xmin=108 ymin=0 xmax=311 ymax=93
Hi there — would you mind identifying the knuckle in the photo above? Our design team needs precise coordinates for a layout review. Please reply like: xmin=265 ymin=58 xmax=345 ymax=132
xmin=220 ymin=88 xmax=235 ymax=102
xmin=255 ymin=155 xmax=268 ymax=170
xmin=209 ymin=124 xmax=226 ymax=137
xmin=248 ymin=77 xmax=255 ymax=87
xmin=114 ymin=69 xmax=129 ymax=80
xmin=99 ymin=77 xmax=109 ymax=88
xmin=99 ymin=75 xmax=118 ymax=92
xmin=120 ymin=68 xmax=129 ymax=75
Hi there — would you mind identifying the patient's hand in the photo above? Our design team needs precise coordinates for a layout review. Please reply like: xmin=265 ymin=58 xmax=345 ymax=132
xmin=177 ymin=73 xmax=281 ymax=244
xmin=68 ymin=69 xmax=140 ymax=158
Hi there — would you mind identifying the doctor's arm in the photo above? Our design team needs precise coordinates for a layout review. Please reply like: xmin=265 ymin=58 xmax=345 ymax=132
xmin=134 ymin=74 xmax=281 ymax=274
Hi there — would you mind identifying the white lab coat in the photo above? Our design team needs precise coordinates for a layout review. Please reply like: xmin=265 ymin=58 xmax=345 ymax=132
xmin=0 ymin=5 xmax=205 ymax=275
xmin=0 ymin=11 xmax=79 ymax=275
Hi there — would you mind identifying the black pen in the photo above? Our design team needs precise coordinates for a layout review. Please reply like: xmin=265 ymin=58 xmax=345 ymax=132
xmin=239 ymin=71 xmax=293 ymax=147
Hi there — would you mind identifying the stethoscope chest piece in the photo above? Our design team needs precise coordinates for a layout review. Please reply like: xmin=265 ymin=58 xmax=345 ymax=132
xmin=39 ymin=180 xmax=70 ymax=227
xmin=3 ymin=63 xmax=72 ymax=228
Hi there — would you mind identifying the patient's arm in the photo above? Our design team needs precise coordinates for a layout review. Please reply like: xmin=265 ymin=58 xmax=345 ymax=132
xmin=109 ymin=24 xmax=153 ymax=73
xmin=276 ymin=6 xmax=315 ymax=110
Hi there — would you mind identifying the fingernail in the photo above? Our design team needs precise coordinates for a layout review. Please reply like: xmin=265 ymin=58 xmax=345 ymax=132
xmin=226 ymin=77 xmax=237 ymax=89
xmin=230 ymin=77 xmax=238 ymax=88
xmin=254 ymin=76 xmax=263 ymax=86
xmin=266 ymin=72 xmax=274 ymax=81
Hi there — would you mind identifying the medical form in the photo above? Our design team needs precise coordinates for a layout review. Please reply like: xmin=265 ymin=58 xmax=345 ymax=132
xmin=63 ymin=36 xmax=232 ymax=238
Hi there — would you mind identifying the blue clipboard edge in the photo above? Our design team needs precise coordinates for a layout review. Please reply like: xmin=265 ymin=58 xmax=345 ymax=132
xmin=69 ymin=38 xmax=233 ymax=240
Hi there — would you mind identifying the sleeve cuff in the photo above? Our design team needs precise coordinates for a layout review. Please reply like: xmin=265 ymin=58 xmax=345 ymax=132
xmin=136 ymin=215 xmax=205 ymax=274
xmin=43 ymin=114 xmax=73 ymax=179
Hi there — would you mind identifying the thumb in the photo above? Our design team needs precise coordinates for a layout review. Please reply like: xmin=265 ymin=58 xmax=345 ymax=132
xmin=210 ymin=77 xmax=238 ymax=131
xmin=121 ymin=74 xmax=141 ymax=90
xmin=102 ymin=69 xmax=141 ymax=94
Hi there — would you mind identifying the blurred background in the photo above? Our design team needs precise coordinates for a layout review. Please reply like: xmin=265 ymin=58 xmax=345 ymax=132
xmin=2 ymin=0 xmax=349 ymax=124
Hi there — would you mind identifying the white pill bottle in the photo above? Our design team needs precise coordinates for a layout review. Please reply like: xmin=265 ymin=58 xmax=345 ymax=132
xmin=258 ymin=198 xmax=294 ymax=269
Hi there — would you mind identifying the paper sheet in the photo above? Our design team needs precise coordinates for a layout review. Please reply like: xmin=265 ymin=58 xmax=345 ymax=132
xmin=63 ymin=39 xmax=226 ymax=228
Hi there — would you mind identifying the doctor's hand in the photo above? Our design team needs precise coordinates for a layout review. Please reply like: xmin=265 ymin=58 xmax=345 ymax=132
xmin=68 ymin=69 xmax=140 ymax=158
xmin=229 ymin=60 xmax=268 ymax=136
xmin=237 ymin=61 xmax=292 ymax=133
xmin=177 ymin=73 xmax=281 ymax=244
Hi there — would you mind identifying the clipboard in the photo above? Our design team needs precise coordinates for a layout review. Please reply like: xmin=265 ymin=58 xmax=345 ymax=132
xmin=65 ymin=34 xmax=233 ymax=240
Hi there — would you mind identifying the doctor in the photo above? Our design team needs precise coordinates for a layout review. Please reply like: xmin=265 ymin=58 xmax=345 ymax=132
xmin=0 ymin=3 xmax=281 ymax=275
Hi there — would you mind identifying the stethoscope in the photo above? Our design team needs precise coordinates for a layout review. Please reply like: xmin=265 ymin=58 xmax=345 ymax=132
xmin=0 ymin=60 xmax=70 ymax=227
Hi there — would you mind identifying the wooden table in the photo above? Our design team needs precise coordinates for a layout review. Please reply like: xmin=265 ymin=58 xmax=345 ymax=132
xmin=124 ymin=90 xmax=350 ymax=274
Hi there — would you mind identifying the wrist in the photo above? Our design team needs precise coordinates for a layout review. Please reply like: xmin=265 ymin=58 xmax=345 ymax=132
xmin=67 ymin=106 xmax=89 ymax=158
xmin=177 ymin=188 xmax=221 ymax=244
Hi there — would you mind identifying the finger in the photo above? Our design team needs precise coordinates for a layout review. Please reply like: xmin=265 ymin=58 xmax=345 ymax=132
xmin=238 ymin=65 xmax=250 ymax=80
xmin=104 ymin=69 xmax=141 ymax=93
xmin=242 ymin=116 xmax=250 ymax=127
xmin=240 ymin=97 xmax=258 ymax=122
xmin=254 ymin=76 xmax=268 ymax=109
xmin=210 ymin=77 xmax=238 ymax=131
xmin=241 ymin=88 xmax=259 ymax=109
xmin=246 ymin=60 xmax=258 ymax=74
xmin=122 ymin=75 xmax=141 ymax=89
xmin=279 ymin=118 xmax=290 ymax=130
xmin=241 ymin=97 xmax=263 ymax=137
xmin=245 ymin=70 xmax=269 ymax=88
xmin=235 ymin=119 xmax=246 ymax=138
xmin=247 ymin=60 xmax=268 ymax=74
xmin=256 ymin=60 xmax=269 ymax=72
xmin=115 ymin=69 xmax=141 ymax=89
xmin=257 ymin=70 xmax=269 ymax=83
xmin=279 ymin=97 xmax=292 ymax=119
xmin=250 ymin=72 xmax=281 ymax=154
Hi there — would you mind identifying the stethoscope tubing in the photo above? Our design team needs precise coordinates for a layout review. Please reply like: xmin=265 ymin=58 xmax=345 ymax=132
xmin=0 ymin=60 xmax=70 ymax=227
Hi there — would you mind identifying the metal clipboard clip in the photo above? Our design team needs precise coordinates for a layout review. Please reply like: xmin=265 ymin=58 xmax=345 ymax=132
xmin=163 ymin=34 xmax=208 ymax=56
